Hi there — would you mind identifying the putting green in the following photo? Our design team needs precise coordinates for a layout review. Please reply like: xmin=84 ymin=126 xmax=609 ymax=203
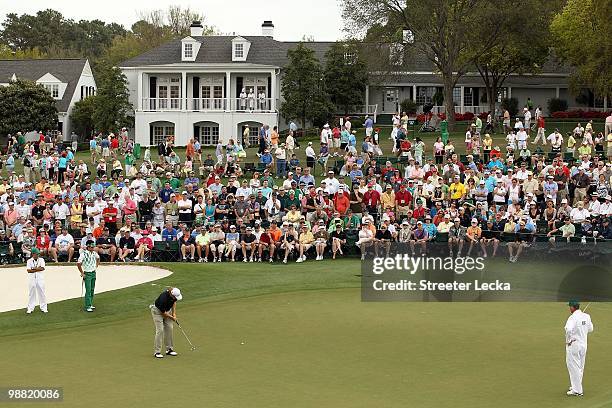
xmin=1 ymin=262 xmax=611 ymax=407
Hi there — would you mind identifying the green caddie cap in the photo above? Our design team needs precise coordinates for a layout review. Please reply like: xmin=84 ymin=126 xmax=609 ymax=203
xmin=568 ymin=300 xmax=580 ymax=308
xmin=31 ymin=248 xmax=40 ymax=254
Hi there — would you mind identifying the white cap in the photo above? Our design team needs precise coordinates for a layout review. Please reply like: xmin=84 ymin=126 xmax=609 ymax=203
xmin=171 ymin=287 xmax=182 ymax=301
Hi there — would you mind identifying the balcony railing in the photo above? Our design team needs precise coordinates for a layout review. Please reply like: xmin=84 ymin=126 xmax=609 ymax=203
xmin=229 ymin=98 xmax=274 ymax=112
xmin=142 ymin=98 xmax=183 ymax=111
xmin=141 ymin=97 xmax=277 ymax=112
xmin=188 ymin=98 xmax=227 ymax=111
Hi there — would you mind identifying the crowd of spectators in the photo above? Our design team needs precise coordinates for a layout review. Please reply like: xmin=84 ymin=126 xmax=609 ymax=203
xmin=0 ymin=112 xmax=610 ymax=266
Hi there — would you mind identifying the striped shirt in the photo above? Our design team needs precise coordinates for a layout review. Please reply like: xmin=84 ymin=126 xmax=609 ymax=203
xmin=78 ymin=250 xmax=99 ymax=272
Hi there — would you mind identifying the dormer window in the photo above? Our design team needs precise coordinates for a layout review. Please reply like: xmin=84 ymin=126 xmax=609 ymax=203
xmin=231 ymin=36 xmax=250 ymax=62
xmin=43 ymin=84 xmax=59 ymax=98
xmin=184 ymin=43 xmax=193 ymax=59
xmin=181 ymin=37 xmax=200 ymax=62
xmin=235 ymin=43 xmax=244 ymax=59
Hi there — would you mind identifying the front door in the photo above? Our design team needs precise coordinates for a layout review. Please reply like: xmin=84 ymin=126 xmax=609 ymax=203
xmin=383 ymin=88 xmax=399 ymax=113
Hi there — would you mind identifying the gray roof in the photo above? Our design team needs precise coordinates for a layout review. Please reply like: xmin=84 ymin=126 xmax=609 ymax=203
xmin=120 ymin=35 xmax=570 ymax=79
xmin=0 ymin=58 xmax=88 ymax=112
xmin=120 ymin=36 xmax=335 ymax=68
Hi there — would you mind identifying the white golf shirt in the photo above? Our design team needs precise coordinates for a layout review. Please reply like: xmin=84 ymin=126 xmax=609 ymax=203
xmin=565 ymin=310 xmax=593 ymax=346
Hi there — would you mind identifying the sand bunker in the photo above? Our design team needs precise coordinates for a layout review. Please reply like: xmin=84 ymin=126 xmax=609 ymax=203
xmin=0 ymin=264 xmax=172 ymax=313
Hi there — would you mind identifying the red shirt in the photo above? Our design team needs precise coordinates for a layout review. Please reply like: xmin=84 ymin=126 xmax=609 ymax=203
xmin=395 ymin=189 xmax=412 ymax=206
xmin=137 ymin=236 xmax=153 ymax=249
xmin=333 ymin=193 xmax=350 ymax=214
xmin=412 ymin=206 xmax=426 ymax=219
xmin=363 ymin=190 xmax=380 ymax=208
xmin=103 ymin=207 xmax=118 ymax=223
xmin=36 ymin=235 xmax=50 ymax=250
xmin=111 ymin=138 xmax=119 ymax=149
xmin=537 ymin=117 xmax=545 ymax=129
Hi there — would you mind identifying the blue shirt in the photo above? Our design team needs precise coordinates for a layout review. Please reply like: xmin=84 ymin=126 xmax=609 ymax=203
xmin=159 ymin=188 xmax=174 ymax=203
xmin=260 ymin=153 xmax=272 ymax=165
xmin=58 ymin=157 xmax=68 ymax=169
xmin=162 ymin=228 xmax=178 ymax=241
xmin=364 ymin=118 xmax=373 ymax=128
xmin=90 ymin=139 xmax=97 ymax=149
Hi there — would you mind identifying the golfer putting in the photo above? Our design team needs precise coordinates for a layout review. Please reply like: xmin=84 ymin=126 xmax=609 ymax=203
xmin=565 ymin=300 xmax=593 ymax=396
xmin=77 ymin=240 xmax=100 ymax=312
xmin=150 ymin=287 xmax=182 ymax=358
xmin=26 ymin=248 xmax=47 ymax=314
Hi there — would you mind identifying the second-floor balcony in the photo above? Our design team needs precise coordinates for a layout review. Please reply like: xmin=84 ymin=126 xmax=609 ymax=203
xmin=140 ymin=97 xmax=277 ymax=113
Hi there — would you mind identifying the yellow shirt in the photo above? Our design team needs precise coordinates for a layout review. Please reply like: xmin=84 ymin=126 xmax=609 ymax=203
xmin=381 ymin=191 xmax=396 ymax=210
xmin=567 ymin=135 xmax=576 ymax=148
xmin=449 ymin=182 xmax=466 ymax=200
xmin=298 ymin=231 xmax=314 ymax=245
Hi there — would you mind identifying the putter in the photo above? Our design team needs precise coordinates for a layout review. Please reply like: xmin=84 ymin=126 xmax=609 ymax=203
xmin=79 ymin=278 xmax=84 ymax=311
xmin=175 ymin=320 xmax=197 ymax=351
xmin=582 ymin=302 xmax=592 ymax=312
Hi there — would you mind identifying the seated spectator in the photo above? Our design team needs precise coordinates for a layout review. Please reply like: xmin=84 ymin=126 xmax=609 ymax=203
xmin=241 ymin=226 xmax=257 ymax=262
xmin=195 ymin=225 xmax=211 ymax=262
xmin=409 ymin=221 xmax=428 ymax=256
xmin=313 ymin=220 xmax=329 ymax=261
xmin=135 ymin=230 xmax=153 ymax=262
xmin=357 ymin=221 xmax=374 ymax=260
xmin=51 ymin=227 xmax=75 ymax=262
xmin=208 ymin=224 xmax=226 ymax=262
xmin=179 ymin=227 xmax=196 ymax=262
xmin=118 ymin=229 xmax=135 ymax=262
xmin=96 ymin=228 xmax=117 ymax=262
xmin=280 ymin=222 xmax=298 ymax=264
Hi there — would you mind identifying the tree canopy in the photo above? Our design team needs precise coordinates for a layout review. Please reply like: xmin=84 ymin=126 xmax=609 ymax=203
xmin=280 ymin=43 xmax=334 ymax=128
xmin=0 ymin=80 xmax=58 ymax=136
xmin=92 ymin=66 xmax=133 ymax=132
xmin=550 ymin=0 xmax=611 ymax=98
xmin=323 ymin=42 xmax=369 ymax=115
xmin=341 ymin=0 xmax=529 ymax=129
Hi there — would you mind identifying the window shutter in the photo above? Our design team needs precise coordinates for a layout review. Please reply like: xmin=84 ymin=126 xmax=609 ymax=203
xmin=193 ymin=77 xmax=200 ymax=98
xmin=150 ymin=77 xmax=157 ymax=97
xmin=149 ymin=124 xmax=154 ymax=146
xmin=236 ymin=76 xmax=243 ymax=99
xmin=194 ymin=125 xmax=200 ymax=143
xmin=267 ymin=76 xmax=272 ymax=98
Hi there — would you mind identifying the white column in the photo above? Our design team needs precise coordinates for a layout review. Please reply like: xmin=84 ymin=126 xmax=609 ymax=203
xmin=507 ymin=86 xmax=512 ymax=99
xmin=555 ymin=87 xmax=560 ymax=98
xmin=181 ymin=71 xmax=187 ymax=111
xmin=460 ymin=86 xmax=465 ymax=114
xmin=270 ymin=69 xmax=277 ymax=111
xmin=225 ymin=71 xmax=231 ymax=111
xmin=412 ymin=85 xmax=417 ymax=102
xmin=137 ymin=71 xmax=143 ymax=111
xmin=365 ymin=85 xmax=370 ymax=110
xmin=604 ymin=97 xmax=608 ymax=110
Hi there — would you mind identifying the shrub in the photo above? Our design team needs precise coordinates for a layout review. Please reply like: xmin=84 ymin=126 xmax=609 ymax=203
xmin=400 ymin=99 xmax=418 ymax=114
xmin=501 ymin=97 xmax=519 ymax=117
xmin=478 ymin=111 xmax=490 ymax=120
xmin=547 ymin=98 xmax=568 ymax=114
xmin=462 ymin=112 xmax=475 ymax=121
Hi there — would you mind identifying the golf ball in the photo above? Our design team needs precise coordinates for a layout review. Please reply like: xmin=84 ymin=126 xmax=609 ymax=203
xmin=240 ymin=342 xmax=245 ymax=345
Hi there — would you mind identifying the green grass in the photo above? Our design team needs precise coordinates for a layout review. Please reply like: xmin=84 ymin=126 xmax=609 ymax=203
xmin=2 ymin=261 xmax=612 ymax=408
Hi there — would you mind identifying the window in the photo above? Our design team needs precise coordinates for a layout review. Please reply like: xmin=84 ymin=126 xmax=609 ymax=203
xmin=463 ymin=87 xmax=474 ymax=106
xmin=184 ymin=43 xmax=193 ymax=58
xmin=452 ymin=88 xmax=461 ymax=105
xmin=235 ymin=43 xmax=244 ymax=59
xmin=497 ymin=88 xmax=507 ymax=103
xmin=44 ymin=84 xmax=59 ymax=98
xmin=343 ymin=51 xmax=356 ymax=64
xmin=153 ymin=125 xmax=174 ymax=145
xmin=416 ymin=86 xmax=436 ymax=105
xmin=200 ymin=126 xmax=219 ymax=145
xmin=170 ymin=86 xmax=180 ymax=109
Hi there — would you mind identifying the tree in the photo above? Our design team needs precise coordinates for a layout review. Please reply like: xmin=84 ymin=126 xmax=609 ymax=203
xmin=0 ymin=79 xmax=57 ymax=136
xmin=474 ymin=0 xmax=561 ymax=114
xmin=323 ymin=42 xmax=369 ymax=114
xmin=70 ymin=96 xmax=97 ymax=137
xmin=551 ymin=0 xmax=611 ymax=99
xmin=92 ymin=67 xmax=133 ymax=132
xmin=280 ymin=43 xmax=334 ymax=129
xmin=341 ymin=0 xmax=510 ymax=130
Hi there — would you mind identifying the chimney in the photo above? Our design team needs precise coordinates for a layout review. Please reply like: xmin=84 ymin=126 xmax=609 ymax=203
xmin=261 ymin=21 xmax=274 ymax=37
xmin=190 ymin=21 xmax=204 ymax=37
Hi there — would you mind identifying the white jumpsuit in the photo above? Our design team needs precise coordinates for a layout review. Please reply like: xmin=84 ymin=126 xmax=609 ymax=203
xmin=565 ymin=310 xmax=593 ymax=394
xmin=26 ymin=257 xmax=47 ymax=313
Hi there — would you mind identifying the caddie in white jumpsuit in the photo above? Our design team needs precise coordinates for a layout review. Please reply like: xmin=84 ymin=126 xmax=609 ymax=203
xmin=26 ymin=248 xmax=47 ymax=314
xmin=565 ymin=300 xmax=593 ymax=396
